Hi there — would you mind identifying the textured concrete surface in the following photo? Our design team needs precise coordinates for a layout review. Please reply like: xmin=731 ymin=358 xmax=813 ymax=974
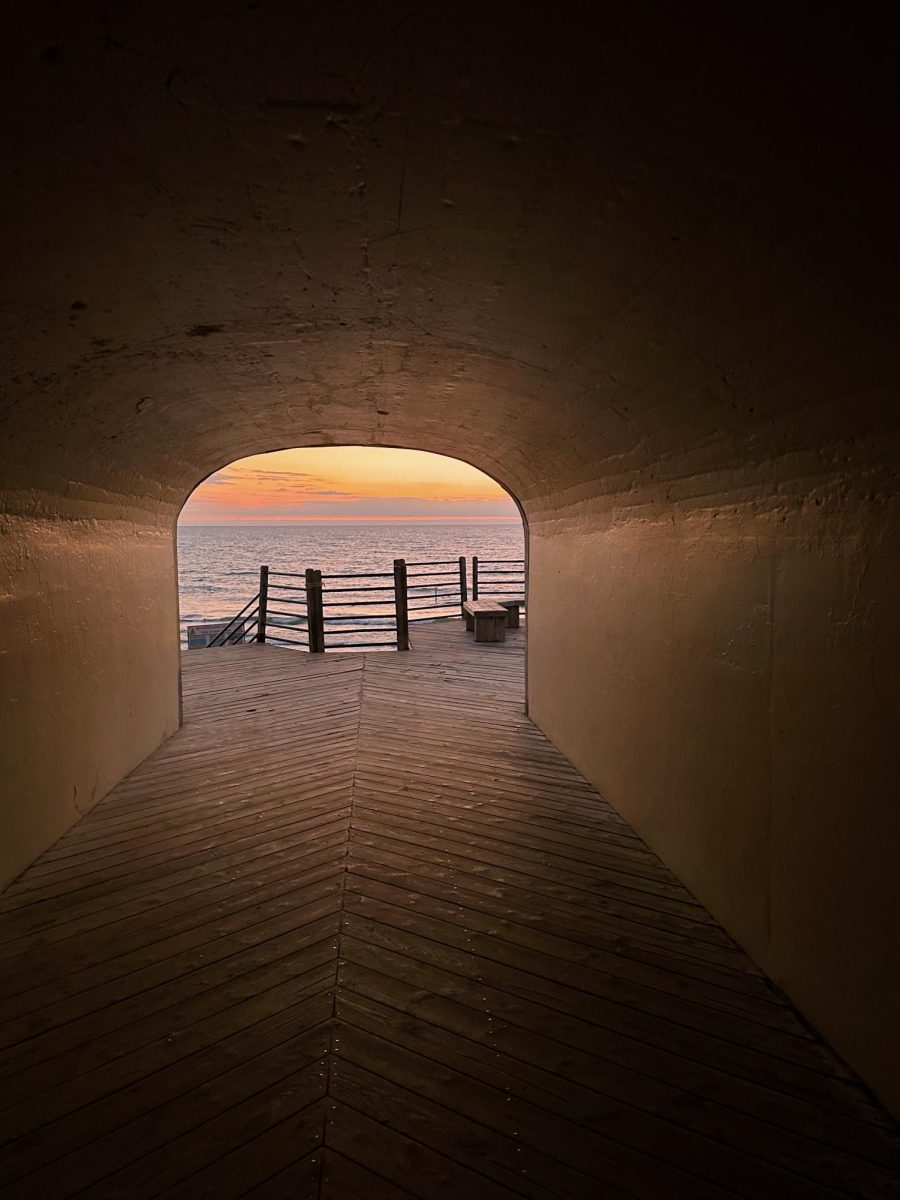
xmin=1 ymin=3 xmax=898 ymax=1115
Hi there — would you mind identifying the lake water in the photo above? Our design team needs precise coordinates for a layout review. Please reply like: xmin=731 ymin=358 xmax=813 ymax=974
xmin=177 ymin=521 xmax=525 ymax=647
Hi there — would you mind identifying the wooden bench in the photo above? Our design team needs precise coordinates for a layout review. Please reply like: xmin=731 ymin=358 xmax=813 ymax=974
xmin=462 ymin=600 xmax=507 ymax=643
xmin=497 ymin=599 xmax=524 ymax=628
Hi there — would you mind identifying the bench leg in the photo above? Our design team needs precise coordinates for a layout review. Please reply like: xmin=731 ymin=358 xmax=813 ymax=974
xmin=465 ymin=611 xmax=475 ymax=632
xmin=504 ymin=605 xmax=520 ymax=629
xmin=474 ymin=614 xmax=506 ymax=643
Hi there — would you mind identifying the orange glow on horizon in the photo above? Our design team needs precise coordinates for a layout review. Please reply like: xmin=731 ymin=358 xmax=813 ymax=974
xmin=179 ymin=447 xmax=519 ymax=524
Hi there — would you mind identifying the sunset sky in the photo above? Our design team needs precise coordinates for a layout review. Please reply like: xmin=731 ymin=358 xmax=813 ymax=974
xmin=179 ymin=447 xmax=519 ymax=524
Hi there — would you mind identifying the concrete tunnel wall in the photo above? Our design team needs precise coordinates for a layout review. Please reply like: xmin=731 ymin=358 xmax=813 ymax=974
xmin=1 ymin=3 xmax=898 ymax=1115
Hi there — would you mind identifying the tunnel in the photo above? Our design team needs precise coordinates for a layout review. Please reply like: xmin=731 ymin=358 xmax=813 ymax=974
xmin=1 ymin=0 xmax=898 ymax=1155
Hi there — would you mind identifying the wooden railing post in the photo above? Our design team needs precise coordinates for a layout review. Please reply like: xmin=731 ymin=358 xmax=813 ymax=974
xmin=394 ymin=558 xmax=410 ymax=651
xmin=458 ymin=555 xmax=468 ymax=615
xmin=256 ymin=565 xmax=269 ymax=642
xmin=472 ymin=555 xmax=479 ymax=600
xmin=305 ymin=568 xmax=325 ymax=653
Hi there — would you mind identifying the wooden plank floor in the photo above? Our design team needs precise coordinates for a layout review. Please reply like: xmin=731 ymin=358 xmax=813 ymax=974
xmin=1 ymin=620 xmax=898 ymax=1198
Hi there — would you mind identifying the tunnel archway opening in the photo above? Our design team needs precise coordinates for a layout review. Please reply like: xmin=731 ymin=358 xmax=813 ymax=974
xmin=176 ymin=444 xmax=528 ymax=668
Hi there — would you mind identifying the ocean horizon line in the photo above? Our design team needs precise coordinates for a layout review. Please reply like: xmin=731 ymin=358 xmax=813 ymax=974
xmin=179 ymin=518 xmax=522 ymax=527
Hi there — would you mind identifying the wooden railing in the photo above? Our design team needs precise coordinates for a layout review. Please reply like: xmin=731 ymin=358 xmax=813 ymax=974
xmin=407 ymin=557 xmax=468 ymax=622
xmin=319 ymin=565 xmax=404 ymax=651
xmin=472 ymin=557 xmax=526 ymax=608
xmin=206 ymin=592 xmax=261 ymax=646
xmin=203 ymin=555 xmax=522 ymax=653
xmin=257 ymin=567 xmax=310 ymax=650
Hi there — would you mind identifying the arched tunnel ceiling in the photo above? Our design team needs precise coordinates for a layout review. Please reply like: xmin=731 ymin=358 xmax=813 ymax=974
xmin=1 ymin=2 xmax=897 ymax=523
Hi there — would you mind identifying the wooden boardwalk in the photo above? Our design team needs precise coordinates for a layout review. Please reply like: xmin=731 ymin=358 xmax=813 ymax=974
xmin=1 ymin=621 xmax=897 ymax=1198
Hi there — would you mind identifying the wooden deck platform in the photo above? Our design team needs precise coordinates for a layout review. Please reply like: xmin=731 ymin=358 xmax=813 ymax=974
xmin=1 ymin=620 xmax=898 ymax=1198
